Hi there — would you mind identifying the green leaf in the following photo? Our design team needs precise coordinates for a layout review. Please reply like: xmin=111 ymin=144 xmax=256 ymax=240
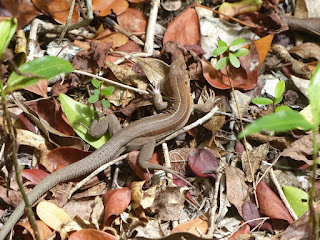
xmin=0 ymin=18 xmax=17 ymax=59
xmin=252 ymin=97 xmax=273 ymax=105
xmin=233 ymin=48 xmax=249 ymax=57
xmin=5 ymin=56 xmax=74 ymax=93
xmin=215 ymin=57 xmax=229 ymax=70
xmin=101 ymin=99 xmax=110 ymax=108
xmin=275 ymin=80 xmax=285 ymax=99
xmin=91 ymin=78 xmax=100 ymax=88
xmin=229 ymin=52 xmax=240 ymax=68
xmin=275 ymin=105 xmax=291 ymax=112
xmin=238 ymin=110 xmax=312 ymax=139
xmin=212 ymin=46 xmax=228 ymax=56
xmin=93 ymin=89 xmax=100 ymax=95
xmin=59 ymin=93 xmax=110 ymax=149
xmin=217 ymin=40 xmax=228 ymax=47
xmin=283 ymin=185 xmax=309 ymax=217
xmin=88 ymin=94 xmax=99 ymax=103
xmin=101 ymin=86 xmax=114 ymax=96
xmin=273 ymin=95 xmax=283 ymax=105
xmin=308 ymin=62 xmax=320 ymax=127
xmin=230 ymin=38 xmax=246 ymax=46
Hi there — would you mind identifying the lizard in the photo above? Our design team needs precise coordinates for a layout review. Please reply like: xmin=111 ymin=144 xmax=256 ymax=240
xmin=0 ymin=54 xmax=216 ymax=239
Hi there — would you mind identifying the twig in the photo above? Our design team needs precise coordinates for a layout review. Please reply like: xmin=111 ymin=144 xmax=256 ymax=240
xmin=144 ymin=0 xmax=160 ymax=54
xmin=103 ymin=17 xmax=144 ymax=46
xmin=270 ymin=168 xmax=298 ymax=220
xmin=58 ymin=0 xmax=76 ymax=44
xmin=206 ymin=166 xmax=223 ymax=237
xmin=73 ymin=69 xmax=149 ymax=95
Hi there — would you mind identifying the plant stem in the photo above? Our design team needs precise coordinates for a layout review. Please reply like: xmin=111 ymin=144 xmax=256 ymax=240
xmin=0 ymin=81 xmax=40 ymax=240
xmin=309 ymin=127 xmax=319 ymax=239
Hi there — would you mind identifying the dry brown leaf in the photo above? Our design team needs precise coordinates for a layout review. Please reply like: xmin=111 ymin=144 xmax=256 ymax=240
xmin=117 ymin=8 xmax=147 ymax=36
xmin=131 ymin=180 xmax=157 ymax=209
xmin=24 ymin=79 xmax=48 ymax=97
xmin=225 ymin=166 xmax=249 ymax=216
xmin=149 ymin=186 xmax=187 ymax=221
xmin=95 ymin=32 xmax=129 ymax=48
xmin=282 ymin=133 xmax=320 ymax=165
xmin=36 ymin=200 xmax=71 ymax=230
xmin=289 ymin=42 xmax=320 ymax=60
xmin=92 ymin=0 xmax=128 ymax=16
xmin=16 ymin=220 xmax=52 ymax=240
xmin=163 ymin=7 xmax=200 ymax=46
xmin=241 ymin=143 xmax=269 ymax=182
xmin=171 ymin=217 xmax=208 ymax=236
xmin=32 ymin=0 xmax=79 ymax=24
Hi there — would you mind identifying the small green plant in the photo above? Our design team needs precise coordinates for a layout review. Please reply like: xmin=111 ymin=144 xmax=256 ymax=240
xmin=239 ymin=62 xmax=320 ymax=239
xmin=212 ymin=38 xmax=250 ymax=70
xmin=251 ymin=80 xmax=291 ymax=112
xmin=88 ymin=78 xmax=114 ymax=108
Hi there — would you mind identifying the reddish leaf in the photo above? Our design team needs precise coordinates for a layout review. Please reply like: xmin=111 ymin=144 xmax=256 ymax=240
xmin=69 ymin=229 xmax=118 ymax=240
xmin=32 ymin=0 xmax=79 ymax=24
xmin=92 ymin=0 xmax=128 ymax=16
xmin=21 ymin=169 xmax=50 ymax=184
xmin=238 ymin=12 xmax=288 ymax=35
xmin=188 ymin=149 xmax=219 ymax=178
xmin=163 ymin=7 xmax=200 ymax=47
xmin=228 ymin=224 xmax=250 ymax=240
xmin=15 ymin=220 xmax=52 ymax=240
xmin=256 ymin=181 xmax=293 ymax=224
xmin=117 ymin=8 xmax=147 ymax=36
xmin=242 ymin=201 xmax=273 ymax=232
xmin=103 ymin=187 xmax=131 ymax=226
xmin=2 ymin=0 xmax=41 ymax=29
xmin=127 ymin=151 xmax=163 ymax=181
xmin=47 ymin=147 xmax=91 ymax=172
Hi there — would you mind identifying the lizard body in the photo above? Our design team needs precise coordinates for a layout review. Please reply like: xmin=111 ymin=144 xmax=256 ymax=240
xmin=0 ymin=55 xmax=211 ymax=238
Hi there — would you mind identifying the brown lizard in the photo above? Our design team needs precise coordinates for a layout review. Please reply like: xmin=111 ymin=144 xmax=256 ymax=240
xmin=0 ymin=54 xmax=216 ymax=238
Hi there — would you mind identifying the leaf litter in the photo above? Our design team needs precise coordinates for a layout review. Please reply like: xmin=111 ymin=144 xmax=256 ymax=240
xmin=0 ymin=0 xmax=320 ymax=239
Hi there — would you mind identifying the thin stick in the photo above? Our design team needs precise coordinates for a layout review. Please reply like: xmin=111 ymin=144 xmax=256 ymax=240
xmin=58 ymin=0 xmax=76 ymax=44
xmin=144 ymin=0 xmax=160 ymax=54
xmin=270 ymin=168 xmax=298 ymax=220
xmin=74 ymin=70 xmax=149 ymax=95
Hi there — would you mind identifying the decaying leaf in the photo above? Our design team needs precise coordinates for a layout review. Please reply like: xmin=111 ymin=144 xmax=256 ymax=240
xmin=225 ymin=166 xmax=249 ymax=216
xmin=241 ymin=143 xmax=269 ymax=182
